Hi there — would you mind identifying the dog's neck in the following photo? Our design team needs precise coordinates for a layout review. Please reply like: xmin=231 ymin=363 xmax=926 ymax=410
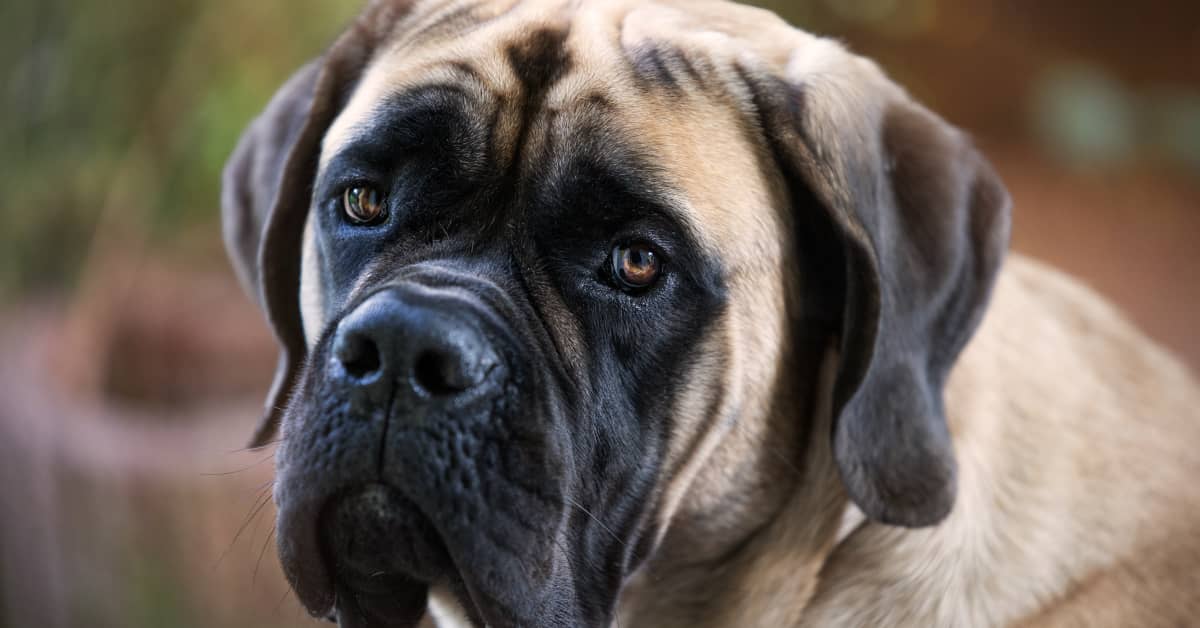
xmin=615 ymin=346 xmax=854 ymax=628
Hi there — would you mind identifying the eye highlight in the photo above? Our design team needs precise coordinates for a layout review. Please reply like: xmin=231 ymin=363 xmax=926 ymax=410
xmin=611 ymin=241 xmax=662 ymax=291
xmin=342 ymin=186 xmax=386 ymax=224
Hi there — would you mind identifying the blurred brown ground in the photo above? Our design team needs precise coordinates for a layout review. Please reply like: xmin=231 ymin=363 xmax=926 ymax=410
xmin=1 ymin=1 xmax=1197 ymax=627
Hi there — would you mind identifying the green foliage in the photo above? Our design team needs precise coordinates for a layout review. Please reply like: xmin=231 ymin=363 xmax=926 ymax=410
xmin=123 ymin=553 xmax=199 ymax=628
xmin=0 ymin=0 xmax=361 ymax=300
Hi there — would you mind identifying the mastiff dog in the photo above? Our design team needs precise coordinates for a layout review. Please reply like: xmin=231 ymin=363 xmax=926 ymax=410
xmin=221 ymin=0 xmax=1200 ymax=626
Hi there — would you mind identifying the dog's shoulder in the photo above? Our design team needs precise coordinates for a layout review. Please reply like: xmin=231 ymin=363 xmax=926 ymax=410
xmin=978 ymin=253 xmax=1200 ymax=626
xmin=968 ymin=252 xmax=1200 ymax=447
xmin=800 ymin=253 xmax=1200 ymax=627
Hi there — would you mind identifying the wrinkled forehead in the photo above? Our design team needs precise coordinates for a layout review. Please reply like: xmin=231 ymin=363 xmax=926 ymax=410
xmin=318 ymin=0 xmax=828 ymax=257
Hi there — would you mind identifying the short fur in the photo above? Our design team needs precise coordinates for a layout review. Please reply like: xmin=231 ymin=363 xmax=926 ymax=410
xmin=222 ymin=1 xmax=1200 ymax=626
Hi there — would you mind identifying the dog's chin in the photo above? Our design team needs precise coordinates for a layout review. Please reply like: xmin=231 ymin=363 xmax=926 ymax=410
xmin=276 ymin=483 xmax=482 ymax=628
xmin=321 ymin=484 xmax=454 ymax=627
xmin=281 ymin=479 xmax=582 ymax=628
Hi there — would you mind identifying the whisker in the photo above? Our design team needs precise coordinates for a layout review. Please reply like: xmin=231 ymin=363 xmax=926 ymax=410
xmin=246 ymin=477 xmax=275 ymax=495
xmin=273 ymin=585 xmax=294 ymax=614
xmin=565 ymin=496 xmax=627 ymax=548
xmin=200 ymin=452 xmax=276 ymax=476
xmin=253 ymin=527 xmax=278 ymax=586
xmin=214 ymin=486 xmax=274 ymax=570
xmin=225 ymin=437 xmax=285 ymax=455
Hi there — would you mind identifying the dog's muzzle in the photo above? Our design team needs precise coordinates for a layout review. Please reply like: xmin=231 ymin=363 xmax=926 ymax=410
xmin=273 ymin=279 xmax=570 ymax=627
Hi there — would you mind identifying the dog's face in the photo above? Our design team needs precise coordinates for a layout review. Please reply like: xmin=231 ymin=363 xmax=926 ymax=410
xmin=222 ymin=1 xmax=1011 ymax=626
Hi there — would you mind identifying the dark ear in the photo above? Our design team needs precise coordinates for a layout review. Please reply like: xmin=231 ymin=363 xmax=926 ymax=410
xmin=221 ymin=1 xmax=409 ymax=447
xmin=222 ymin=61 xmax=321 ymax=308
xmin=746 ymin=69 xmax=1011 ymax=526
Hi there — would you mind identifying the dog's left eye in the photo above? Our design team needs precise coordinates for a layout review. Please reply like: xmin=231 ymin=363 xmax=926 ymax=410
xmin=342 ymin=186 xmax=387 ymax=224
xmin=611 ymin=241 xmax=662 ymax=292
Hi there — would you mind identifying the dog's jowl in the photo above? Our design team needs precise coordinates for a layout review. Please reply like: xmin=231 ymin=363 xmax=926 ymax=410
xmin=222 ymin=1 xmax=1200 ymax=626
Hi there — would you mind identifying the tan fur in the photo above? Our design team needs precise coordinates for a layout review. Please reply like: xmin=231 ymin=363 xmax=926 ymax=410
xmin=616 ymin=255 xmax=1200 ymax=628
xmin=295 ymin=1 xmax=1200 ymax=625
xmin=806 ymin=256 xmax=1200 ymax=626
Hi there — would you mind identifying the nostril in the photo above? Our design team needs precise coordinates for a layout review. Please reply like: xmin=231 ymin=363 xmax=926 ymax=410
xmin=336 ymin=332 xmax=382 ymax=379
xmin=413 ymin=349 xmax=467 ymax=396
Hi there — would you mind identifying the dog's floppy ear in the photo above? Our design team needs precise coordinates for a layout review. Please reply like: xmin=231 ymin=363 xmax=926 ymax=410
xmin=221 ymin=1 xmax=410 ymax=447
xmin=744 ymin=54 xmax=1011 ymax=527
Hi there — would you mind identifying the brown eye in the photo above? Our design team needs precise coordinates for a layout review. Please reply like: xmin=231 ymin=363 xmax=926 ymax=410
xmin=612 ymin=242 xmax=662 ymax=291
xmin=342 ymin=186 xmax=386 ymax=224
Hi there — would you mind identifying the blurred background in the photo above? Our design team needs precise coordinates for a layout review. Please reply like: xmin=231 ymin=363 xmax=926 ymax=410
xmin=1 ymin=0 xmax=1197 ymax=626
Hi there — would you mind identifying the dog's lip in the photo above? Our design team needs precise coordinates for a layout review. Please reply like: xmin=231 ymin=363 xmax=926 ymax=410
xmin=276 ymin=494 xmax=338 ymax=618
xmin=279 ymin=479 xmax=571 ymax=628
xmin=334 ymin=577 xmax=429 ymax=628
xmin=323 ymin=483 xmax=450 ymax=626
xmin=279 ymin=482 xmax=488 ymax=627
xmin=277 ymin=492 xmax=432 ymax=623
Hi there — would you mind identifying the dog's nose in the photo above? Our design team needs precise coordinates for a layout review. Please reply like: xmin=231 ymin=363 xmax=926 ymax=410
xmin=331 ymin=287 xmax=496 ymax=398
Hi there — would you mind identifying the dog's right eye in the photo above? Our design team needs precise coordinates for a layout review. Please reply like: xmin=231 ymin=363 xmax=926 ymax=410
xmin=611 ymin=241 xmax=663 ymax=292
xmin=342 ymin=186 xmax=387 ymax=224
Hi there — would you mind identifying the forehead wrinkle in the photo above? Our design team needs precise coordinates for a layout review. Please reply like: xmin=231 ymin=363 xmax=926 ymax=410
xmin=321 ymin=2 xmax=589 ymax=172
xmin=633 ymin=94 xmax=783 ymax=273
xmin=320 ymin=56 xmax=496 ymax=172
xmin=320 ymin=0 xmax=625 ymax=169
xmin=404 ymin=0 xmax=486 ymax=44
xmin=555 ymin=7 xmax=776 ymax=265
xmin=398 ymin=0 xmax=535 ymax=50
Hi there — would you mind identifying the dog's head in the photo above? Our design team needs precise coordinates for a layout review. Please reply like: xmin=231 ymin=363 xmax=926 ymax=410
xmin=222 ymin=1 xmax=1010 ymax=625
